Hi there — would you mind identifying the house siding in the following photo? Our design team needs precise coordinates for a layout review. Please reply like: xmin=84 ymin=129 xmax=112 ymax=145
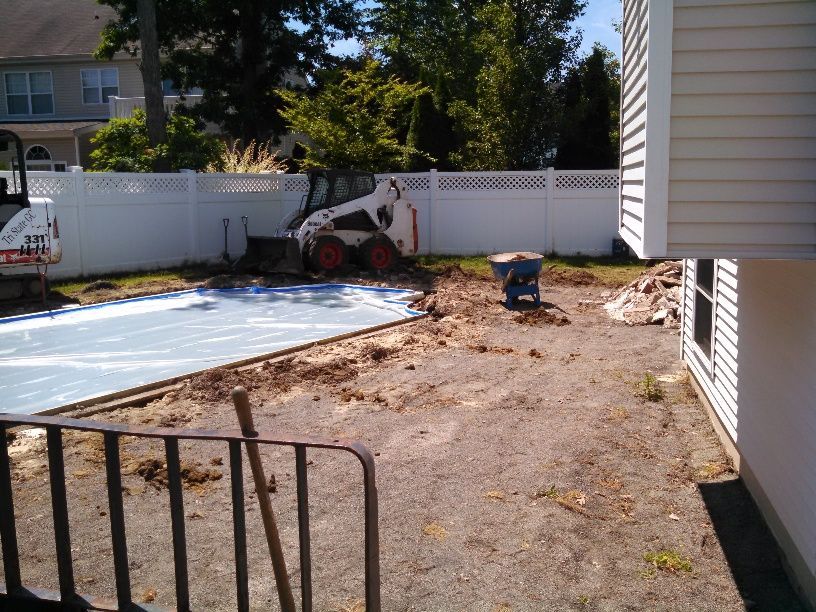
xmin=619 ymin=0 xmax=649 ymax=251
xmin=683 ymin=258 xmax=816 ymax=601
xmin=0 ymin=58 xmax=142 ymax=121
xmin=666 ymin=0 xmax=816 ymax=258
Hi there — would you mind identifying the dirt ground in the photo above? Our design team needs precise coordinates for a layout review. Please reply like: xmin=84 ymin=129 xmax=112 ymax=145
xmin=1 ymin=264 xmax=804 ymax=611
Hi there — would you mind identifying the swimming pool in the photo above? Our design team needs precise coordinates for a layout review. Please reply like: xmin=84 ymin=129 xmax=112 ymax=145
xmin=0 ymin=284 xmax=422 ymax=415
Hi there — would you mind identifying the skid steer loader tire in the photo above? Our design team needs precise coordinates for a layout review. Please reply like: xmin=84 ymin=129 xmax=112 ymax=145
xmin=308 ymin=235 xmax=347 ymax=272
xmin=359 ymin=236 xmax=398 ymax=272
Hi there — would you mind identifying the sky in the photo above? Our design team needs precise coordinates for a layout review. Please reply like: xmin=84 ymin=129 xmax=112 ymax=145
xmin=330 ymin=0 xmax=622 ymax=60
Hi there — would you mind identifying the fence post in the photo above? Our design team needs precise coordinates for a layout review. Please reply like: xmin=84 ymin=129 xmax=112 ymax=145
xmin=180 ymin=170 xmax=200 ymax=262
xmin=72 ymin=168 xmax=88 ymax=277
xmin=428 ymin=169 xmax=438 ymax=255
xmin=546 ymin=167 xmax=555 ymax=255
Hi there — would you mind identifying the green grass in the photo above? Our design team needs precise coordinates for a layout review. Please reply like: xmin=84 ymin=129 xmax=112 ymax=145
xmin=52 ymin=266 xmax=212 ymax=296
xmin=414 ymin=254 xmax=646 ymax=286
xmin=635 ymin=373 xmax=664 ymax=402
xmin=643 ymin=550 xmax=693 ymax=574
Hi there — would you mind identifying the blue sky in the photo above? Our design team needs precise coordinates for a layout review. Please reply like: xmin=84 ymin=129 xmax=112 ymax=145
xmin=330 ymin=0 xmax=621 ymax=60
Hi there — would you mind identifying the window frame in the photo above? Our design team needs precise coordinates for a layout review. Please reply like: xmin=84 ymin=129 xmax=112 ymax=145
xmin=80 ymin=67 xmax=120 ymax=105
xmin=23 ymin=145 xmax=67 ymax=172
xmin=692 ymin=258 xmax=717 ymax=372
xmin=3 ymin=71 xmax=55 ymax=116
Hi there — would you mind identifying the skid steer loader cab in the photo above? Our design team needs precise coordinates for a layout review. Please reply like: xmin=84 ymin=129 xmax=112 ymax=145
xmin=0 ymin=130 xmax=29 ymax=214
xmin=285 ymin=169 xmax=377 ymax=231
xmin=0 ymin=129 xmax=62 ymax=301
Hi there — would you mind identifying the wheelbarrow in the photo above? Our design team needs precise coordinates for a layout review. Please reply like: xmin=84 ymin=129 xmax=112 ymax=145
xmin=487 ymin=252 xmax=544 ymax=308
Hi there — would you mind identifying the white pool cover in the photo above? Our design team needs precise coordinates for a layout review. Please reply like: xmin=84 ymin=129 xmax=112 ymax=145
xmin=0 ymin=284 xmax=422 ymax=415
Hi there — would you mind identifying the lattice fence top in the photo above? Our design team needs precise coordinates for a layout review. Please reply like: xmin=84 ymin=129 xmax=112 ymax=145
xmin=374 ymin=175 xmax=431 ymax=192
xmin=284 ymin=176 xmax=310 ymax=192
xmin=27 ymin=176 xmax=76 ymax=198
xmin=85 ymin=175 xmax=188 ymax=195
xmin=438 ymin=174 xmax=546 ymax=191
xmin=197 ymin=174 xmax=281 ymax=194
xmin=555 ymin=173 xmax=619 ymax=190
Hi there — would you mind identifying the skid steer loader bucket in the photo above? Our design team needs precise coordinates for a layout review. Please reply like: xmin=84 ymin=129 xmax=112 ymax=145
xmin=240 ymin=236 xmax=305 ymax=275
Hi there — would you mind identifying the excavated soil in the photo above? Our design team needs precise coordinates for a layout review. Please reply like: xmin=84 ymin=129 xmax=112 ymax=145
xmin=0 ymin=266 xmax=804 ymax=611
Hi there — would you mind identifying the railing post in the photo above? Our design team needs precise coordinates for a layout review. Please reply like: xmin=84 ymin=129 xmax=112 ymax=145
xmin=546 ymin=167 xmax=555 ymax=255
xmin=428 ymin=169 xmax=438 ymax=255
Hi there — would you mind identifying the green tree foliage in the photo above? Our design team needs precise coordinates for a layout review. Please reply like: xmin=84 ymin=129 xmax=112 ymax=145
xmin=96 ymin=0 xmax=361 ymax=143
xmin=278 ymin=60 xmax=430 ymax=172
xmin=89 ymin=109 xmax=223 ymax=172
xmin=368 ymin=0 xmax=585 ymax=170
xmin=555 ymin=44 xmax=619 ymax=169
xmin=406 ymin=77 xmax=457 ymax=170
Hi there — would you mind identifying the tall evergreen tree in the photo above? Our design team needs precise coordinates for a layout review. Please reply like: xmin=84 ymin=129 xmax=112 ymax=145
xmin=555 ymin=45 xmax=618 ymax=169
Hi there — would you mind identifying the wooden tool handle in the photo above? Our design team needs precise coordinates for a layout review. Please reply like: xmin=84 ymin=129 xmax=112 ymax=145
xmin=232 ymin=387 xmax=296 ymax=612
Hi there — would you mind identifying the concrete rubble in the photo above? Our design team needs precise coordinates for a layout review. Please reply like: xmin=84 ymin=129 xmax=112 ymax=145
xmin=603 ymin=261 xmax=683 ymax=327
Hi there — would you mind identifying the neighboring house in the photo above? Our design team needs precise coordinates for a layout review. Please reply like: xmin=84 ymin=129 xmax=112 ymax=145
xmin=0 ymin=0 xmax=306 ymax=171
xmin=620 ymin=0 xmax=815 ymax=607
xmin=0 ymin=0 xmax=144 ymax=170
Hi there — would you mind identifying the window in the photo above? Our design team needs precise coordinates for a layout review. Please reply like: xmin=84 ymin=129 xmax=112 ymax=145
xmin=693 ymin=259 xmax=715 ymax=358
xmin=24 ymin=145 xmax=67 ymax=172
xmin=4 ymin=72 xmax=54 ymax=115
xmin=81 ymin=68 xmax=119 ymax=104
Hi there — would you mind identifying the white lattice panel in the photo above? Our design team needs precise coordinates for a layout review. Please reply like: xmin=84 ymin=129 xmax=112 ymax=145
xmin=284 ymin=176 xmax=310 ymax=192
xmin=27 ymin=177 xmax=76 ymax=198
xmin=438 ymin=174 xmax=546 ymax=191
xmin=85 ymin=175 xmax=188 ymax=195
xmin=376 ymin=175 xmax=431 ymax=191
xmin=197 ymin=175 xmax=281 ymax=194
xmin=555 ymin=173 xmax=619 ymax=190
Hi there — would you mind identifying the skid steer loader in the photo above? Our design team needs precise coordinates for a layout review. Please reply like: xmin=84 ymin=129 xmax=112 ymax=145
xmin=0 ymin=129 xmax=62 ymax=301
xmin=241 ymin=169 xmax=418 ymax=274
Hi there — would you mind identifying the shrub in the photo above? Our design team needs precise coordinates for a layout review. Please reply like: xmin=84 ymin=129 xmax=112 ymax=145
xmin=90 ymin=109 xmax=223 ymax=172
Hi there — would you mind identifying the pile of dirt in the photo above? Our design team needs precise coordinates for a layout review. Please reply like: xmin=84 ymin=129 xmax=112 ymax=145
xmin=541 ymin=267 xmax=600 ymax=287
xmin=123 ymin=456 xmax=222 ymax=492
xmin=81 ymin=280 xmax=118 ymax=293
xmin=603 ymin=261 xmax=682 ymax=327
xmin=270 ymin=356 xmax=359 ymax=385
xmin=182 ymin=368 xmax=261 ymax=403
xmin=512 ymin=308 xmax=571 ymax=327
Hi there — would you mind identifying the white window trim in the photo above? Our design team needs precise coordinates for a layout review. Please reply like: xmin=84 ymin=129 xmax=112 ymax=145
xmin=25 ymin=160 xmax=68 ymax=172
xmin=80 ymin=67 xmax=120 ymax=106
xmin=3 ymin=70 xmax=55 ymax=117
xmin=691 ymin=259 xmax=717 ymax=375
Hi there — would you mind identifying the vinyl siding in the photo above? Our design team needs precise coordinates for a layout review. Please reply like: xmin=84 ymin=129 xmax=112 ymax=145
xmin=0 ymin=57 xmax=142 ymax=120
xmin=666 ymin=0 xmax=816 ymax=258
xmin=618 ymin=0 xmax=648 ymax=252
xmin=682 ymin=259 xmax=740 ymax=439
xmin=683 ymin=258 xmax=816 ymax=594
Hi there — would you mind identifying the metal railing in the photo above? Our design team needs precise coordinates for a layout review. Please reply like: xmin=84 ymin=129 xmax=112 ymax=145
xmin=0 ymin=413 xmax=380 ymax=611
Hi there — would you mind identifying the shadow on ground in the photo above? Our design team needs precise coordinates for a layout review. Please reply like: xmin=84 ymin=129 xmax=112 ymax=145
xmin=699 ymin=478 xmax=806 ymax=611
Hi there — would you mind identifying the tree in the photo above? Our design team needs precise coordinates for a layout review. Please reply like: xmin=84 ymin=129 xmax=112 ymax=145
xmin=96 ymin=0 xmax=362 ymax=143
xmin=89 ymin=109 xmax=223 ymax=172
xmin=277 ymin=60 xmax=430 ymax=172
xmin=444 ymin=0 xmax=584 ymax=170
xmin=405 ymin=77 xmax=457 ymax=170
xmin=369 ymin=0 xmax=585 ymax=170
xmin=135 ymin=0 xmax=169 ymax=172
xmin=555 ymin=44 xmax=619 ymax=169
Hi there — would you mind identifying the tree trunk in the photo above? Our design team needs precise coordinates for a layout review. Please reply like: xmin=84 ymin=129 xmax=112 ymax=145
xmin=137 ymin=0 xmax=170 ymax=172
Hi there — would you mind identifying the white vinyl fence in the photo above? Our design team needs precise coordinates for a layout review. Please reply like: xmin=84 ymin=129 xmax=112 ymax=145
xmin=2 ymin=168 xmax=619 ymax=279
